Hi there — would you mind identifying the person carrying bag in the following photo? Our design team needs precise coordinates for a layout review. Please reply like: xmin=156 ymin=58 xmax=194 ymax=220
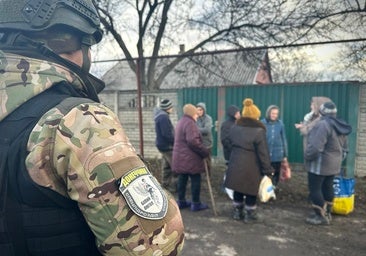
xmin=304 ymin=101 xmax=352 ymax=225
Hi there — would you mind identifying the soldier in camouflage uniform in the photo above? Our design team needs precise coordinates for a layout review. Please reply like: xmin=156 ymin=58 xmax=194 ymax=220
xmin=0 ymin=1 xmax=184 ymax=255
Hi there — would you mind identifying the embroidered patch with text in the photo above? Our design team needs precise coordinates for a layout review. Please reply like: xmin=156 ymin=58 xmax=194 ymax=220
xmin=118 ymin=167 xmax=168 ymax=220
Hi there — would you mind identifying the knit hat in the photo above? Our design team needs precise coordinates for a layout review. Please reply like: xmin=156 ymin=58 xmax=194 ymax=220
xmin=242 ymin=98 xmax=261 ymax=120
xmin=160 ymin=99 xmax=173 ymax=110
xmin=319 ymin=101 xmax=337 ymax=116
xmin=183 ymin=104 xmax=198 ymax=118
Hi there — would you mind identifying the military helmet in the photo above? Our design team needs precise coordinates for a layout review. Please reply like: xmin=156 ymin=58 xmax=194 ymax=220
xmin=0 ymin=0 xmax=103 ymax=45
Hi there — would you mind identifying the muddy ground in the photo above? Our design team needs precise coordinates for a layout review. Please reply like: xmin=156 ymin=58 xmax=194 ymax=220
xmin=149 ymin=159 xmax=366 ymax=256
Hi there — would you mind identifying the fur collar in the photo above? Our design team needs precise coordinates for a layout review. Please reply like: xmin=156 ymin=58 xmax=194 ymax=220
xmin=236 ymin=117 xmax=266 ymax=130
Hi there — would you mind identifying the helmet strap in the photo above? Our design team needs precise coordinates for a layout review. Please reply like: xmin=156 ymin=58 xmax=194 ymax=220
xmin=81 ymin=44 xmax=91 ymax=73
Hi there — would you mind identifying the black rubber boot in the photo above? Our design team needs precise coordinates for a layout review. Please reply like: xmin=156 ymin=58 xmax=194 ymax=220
xmin=244 ymin=209 xmax=260 ymax=223
xmin=305 ymin=214 xmax=330 ymax=225
xmin=232 ymin=206 xmax=244 ymax=220
xmin=305 ymin=204 xmax=330 ymax=225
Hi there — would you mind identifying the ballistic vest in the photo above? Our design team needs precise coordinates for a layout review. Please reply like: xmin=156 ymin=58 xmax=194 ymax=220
xmin=0 ymin=82 xmax=101 ymax=256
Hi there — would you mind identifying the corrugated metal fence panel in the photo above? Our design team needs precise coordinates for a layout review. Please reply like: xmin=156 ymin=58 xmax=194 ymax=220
xmin=180 ymin=82 xmax=360 ymax=176
xmin=281 ymin=82 xmax=359 ymax=176
xmin=179 ymin=87 xmax=219 ymax=155
xmin=341 ymin=83 xmax=360 ymax=177
xmin=282 ymin=84 xmax=306 ymax=165
xmin=224 ymin=85 xmax=283 ymax=114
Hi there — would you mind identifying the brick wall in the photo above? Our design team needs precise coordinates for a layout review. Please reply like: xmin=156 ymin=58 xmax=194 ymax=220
xmin=356 ymin=83 xmax=366 ymax=176
xmin=99 ymin=90 xmax=179 ymax=158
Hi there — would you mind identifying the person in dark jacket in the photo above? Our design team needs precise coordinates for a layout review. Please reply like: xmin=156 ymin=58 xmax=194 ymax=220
xmin=225 ymin=99 xmax=274 ymax=223
xmin=172 ymin=104 xmax=210 ymax=211
xmin=261 ymin=105 xmax=288 ymax=186
xmin=220 ymin=105 xmax=241 ymax=163
xmin=294 ymin=97 xmax=332 ymax=205
xmin=305 ymin=101 xmax=352 ymax=225
xmin=154 ymin=99 xmax=177 ymax=192
xmin=220 ymin=105 xmax=240 ymax=197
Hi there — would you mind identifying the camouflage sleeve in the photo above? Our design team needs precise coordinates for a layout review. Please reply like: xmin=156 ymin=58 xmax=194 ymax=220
xmin=26 ymin=102 xmax=184 ymax=255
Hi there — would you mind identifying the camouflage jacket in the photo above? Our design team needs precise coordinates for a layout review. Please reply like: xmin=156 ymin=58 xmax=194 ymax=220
xmin=0 ymin=51 xmax=184 ymax=255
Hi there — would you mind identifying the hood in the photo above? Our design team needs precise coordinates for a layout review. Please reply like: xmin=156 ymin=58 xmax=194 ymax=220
xmin=196 ymin=102 xmax=207 ymax=113
xmin=312 ymin=96 xmax=331 ymax=115
xmin=154 ymin=108 xmax=168 ymax=120
xmin=324 ymin=116 xmax=352 ymax=136
xmin=226 ymin=105 xmax=240 ymax=119
xmin=265 ymin=105 xmax=279 ymax=121
xmin=0 ymin=51 xmax=85 ymax=122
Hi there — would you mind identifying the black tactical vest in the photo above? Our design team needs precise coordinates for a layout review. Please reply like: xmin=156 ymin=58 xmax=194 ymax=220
xmin=0 ymin=82 xmax=101 ymax=256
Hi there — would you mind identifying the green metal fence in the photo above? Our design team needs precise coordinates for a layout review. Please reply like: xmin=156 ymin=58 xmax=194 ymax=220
xmin=177 ymin=87 xmax=219 ymax=155
xmin=178 ymin=81 xmax=360 ymax=176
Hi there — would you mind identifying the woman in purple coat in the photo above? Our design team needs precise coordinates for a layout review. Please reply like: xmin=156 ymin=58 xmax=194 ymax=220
xmin=172 ymin=104 xmax=210 ymax=211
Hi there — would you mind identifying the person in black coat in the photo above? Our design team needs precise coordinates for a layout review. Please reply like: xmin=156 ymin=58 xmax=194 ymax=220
xmin=225 ymin=99 xmax=274 ymax=223
xmin=220 ymin=105 xmax=241 ymax=163
xmin=220 ymin=105 xmax=240 ymax=196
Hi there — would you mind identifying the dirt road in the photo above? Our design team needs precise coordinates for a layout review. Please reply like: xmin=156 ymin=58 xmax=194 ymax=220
xmin=172 ymin=164 xmax=366 ymax=256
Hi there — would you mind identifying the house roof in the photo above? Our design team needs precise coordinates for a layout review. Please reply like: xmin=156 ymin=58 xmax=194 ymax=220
xmin=102 ymin=50 xmax=271 ymax=91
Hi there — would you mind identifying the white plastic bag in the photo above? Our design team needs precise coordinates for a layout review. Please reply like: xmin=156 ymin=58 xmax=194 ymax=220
xmin=258 ymin=175 xmax=276 ymax=203
xmin=223 ymin=174 xmax=234 ymax=200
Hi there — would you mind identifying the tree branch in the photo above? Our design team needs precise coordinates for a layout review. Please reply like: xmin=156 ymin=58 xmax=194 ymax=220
xmin=93 ymin=1 xmax=136 ymax=73
xmin=148 ymin=0 xmax=173 ymax=90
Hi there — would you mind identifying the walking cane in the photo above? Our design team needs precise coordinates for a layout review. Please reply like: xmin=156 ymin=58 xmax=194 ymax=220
xmin=204 ymin=159 xmax=218 ymax=216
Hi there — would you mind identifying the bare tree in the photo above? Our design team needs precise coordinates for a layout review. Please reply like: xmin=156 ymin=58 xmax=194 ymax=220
xmin=339 ymin=42 xmax=366 ymax=80
xmin=92 ymin=0 xmax=366 ymax=90
xmin=269 ymin=48 xmax=319 ymax=83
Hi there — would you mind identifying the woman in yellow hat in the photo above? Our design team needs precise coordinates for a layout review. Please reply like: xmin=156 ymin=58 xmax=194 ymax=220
xmin=225 ymin=98 xmax=274 ymax=223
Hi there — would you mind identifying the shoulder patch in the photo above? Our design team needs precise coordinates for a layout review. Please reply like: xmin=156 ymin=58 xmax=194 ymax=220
xmin=118 ymin=166 xmax=168 ymax=220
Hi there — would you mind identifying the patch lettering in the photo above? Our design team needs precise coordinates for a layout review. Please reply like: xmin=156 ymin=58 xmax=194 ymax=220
xmin=118 ymin=167 xmax=168 ymax=220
